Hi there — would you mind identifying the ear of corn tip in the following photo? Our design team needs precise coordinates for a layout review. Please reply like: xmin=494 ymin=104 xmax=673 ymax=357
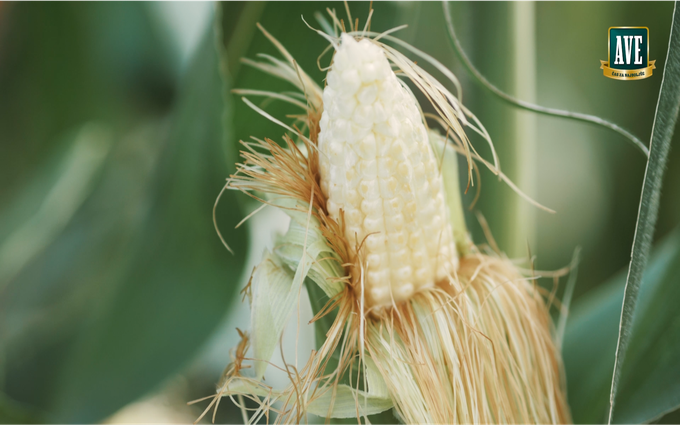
xmin=319 ymin=34 xmax=457 ymax=307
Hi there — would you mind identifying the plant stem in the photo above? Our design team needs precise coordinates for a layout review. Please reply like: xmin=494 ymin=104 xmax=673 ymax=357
xmin=509 ymin=1 xmax=537 ymax=258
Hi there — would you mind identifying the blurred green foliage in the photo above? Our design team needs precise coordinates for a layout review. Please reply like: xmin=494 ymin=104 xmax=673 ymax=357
xmin=1 ymin=2 xmax=247 ymax=423
xmin=0 ymin=2 xmax=678 ymax=424
xmin=564 ymin=229 xmax=680 ymax=423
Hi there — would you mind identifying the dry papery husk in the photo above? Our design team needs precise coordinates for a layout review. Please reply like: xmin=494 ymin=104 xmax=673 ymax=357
xmin=195 ymin=17 xmax=571 ymax=425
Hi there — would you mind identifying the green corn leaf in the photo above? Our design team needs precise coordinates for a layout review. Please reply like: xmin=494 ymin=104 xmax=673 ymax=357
xmin=47 ymin=7 xmax=249 ymax=422
xmin=0 ymin=120 xmax=171 ymax=423
xmin=613 ymin=230 xmax=680 ymax=423
xmin=0 ymin=3 xmax=176 ymax=204
xmin=607 ymin=5 xmax=680 ymax=423
xmin=563 ymin=230 xmax=680 ymax=423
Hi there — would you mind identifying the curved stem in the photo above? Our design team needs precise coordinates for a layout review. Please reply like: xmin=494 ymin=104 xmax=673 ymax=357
xmin=442 ymin=1 xmax=650 ymax=158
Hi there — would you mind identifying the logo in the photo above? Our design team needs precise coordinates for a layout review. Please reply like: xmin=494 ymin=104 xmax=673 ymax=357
xmin=600 ymin=27 xmax=656 ymax=80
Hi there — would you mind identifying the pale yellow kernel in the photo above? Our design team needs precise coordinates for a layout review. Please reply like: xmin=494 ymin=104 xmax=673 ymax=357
xmin=373 ymin=100 xmax=388 ymax=122
xmin=400 ymin=119 xmax=414 ymax=139
xmin=350 ymin=123 xmax=372 ymax=142
xmin=412 ymin=163 xmax=426 ymax=181
xmin=327 ymin=200 xmax=340 ymax=217
xmin=329 ymin=184 xmax=344 ymax=202
xmin=364 ymin=216 xmax=385 ymax=233
xmin=346 ymin=189 xmax=361 ymax=206
xmin=329 ymin=164 xmax=344 ymax=182
xmin=356 ymin=134 xmax=377 ymax=159
xmin=435 ymin=263 xmax=450 ymax=280
xmin=384 ymin=197 xmax=403 ymax=215
xmin=389 ymin=140 xmax=406 ymax=160
xmin=415 ymin=183 xmax=430 ymax=203
xmin=331 ymin=118 xmax=351 ymax=142
xmin=369 ymin=286 xmax=390 ymax=304
xmin=378 ymin=80 xmax=397 ymax=102
xmin=336 ymin=96 xmax=357 ymax=119
xmin=379 ymin=177 xmax=398 ymax=198
xmin=414 ymin=267 xmax=431 ymax=283
xmin=365 ymin=233 xmax=386 ymax=251
xmin=340 ymin=68 xmax=361 ymax=95
xmin=366 ymin=253 xmax=385 ymax=269
xmin=332 ymin=49 xmax=349 ymax=72
xmin=319 ymin=158 xmax=330 ymax=176
xmin=431 ymin=215 xmax=443 ymax=232
xmin=374 ymin=120 xmax=397 ymax=138
xmin=410 ymin=230 xmax=423 ymax=247
xmin=385 ymin=213 xmax=404 ymax=231
xmin=345 ymin=208 xmax=363 ymax=226
xmin=357 ymin=83 xmax=378 ymax=105
xmin=418 ymin=203 xmax=435 ymax=220
xmin=396 ymin=161 xmax=410 ymax=178
xmin=395 ymin=282 xmax=415 ymax=299
xmin=439 ymin=244 xmax=451 ymax=260
xmin=391 ymin=248 xmax=410 ymax=265
xmin=326 ymin=70 xmax=340 ymax=88
xmin=359 ymin=61 xmax=380 ymax=83
xmin=377 ymin=157 xmax=395 ymax=178
xmin=387 ymin=231 xmax=407 ymax=248
xmin=352 ymin=104 xmax=374 ymax=128
xmin=358 ymin=159 xmax=377 ymax=178
xmin=358 ymin=179 xmax=379 ymax=199
xmin=367 ymin=269 xmax=389 ymax=286
xmin=328 ymin=142 xmax=344 ymax=166
xmin=412 ymin=250 xmax=426 ymax=268
xmin=361 ymin=198 xmax=383 ymax=217
xmin=404 ymin=200 xmax=417 ymax=217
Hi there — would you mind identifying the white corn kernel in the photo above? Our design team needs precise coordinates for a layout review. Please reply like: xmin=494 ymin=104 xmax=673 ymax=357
xmin=318 ymin=34 xmax=457 ymax=307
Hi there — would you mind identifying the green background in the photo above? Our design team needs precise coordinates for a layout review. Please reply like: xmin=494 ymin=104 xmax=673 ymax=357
xmin=0 ymin=2 xmax=678 ymax=424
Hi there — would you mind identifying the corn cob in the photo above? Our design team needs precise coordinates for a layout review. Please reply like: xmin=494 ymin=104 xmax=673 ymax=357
xmin=208 ymin=18 xmax=572 ymax=425
xmin=318 ymin=34 xmax=457 ymax=307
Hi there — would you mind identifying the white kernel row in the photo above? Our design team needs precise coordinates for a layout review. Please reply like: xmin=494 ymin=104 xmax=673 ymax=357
xmin=318 ymin=34 xmax=457 ymax=307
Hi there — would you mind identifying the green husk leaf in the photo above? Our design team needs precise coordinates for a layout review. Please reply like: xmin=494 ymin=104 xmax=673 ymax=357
xmin=608 ymin=6 xmax=680 ymax=423
xmin=271 ymin=199 xmax=344 ymax=298
xmin=217 ymin=360 xmax=393 ymax=420
xmin=250 ymin=250 xmax=296 ymax=379
xmin=429 ymin=130 xmax=470 ymax=255
xmin=250 ymin=197 xmax=344 ymax=378
xmin=306 ymin=358 xmax=394 ymax=419
xmin=306 ymin=385 xmax=394 ymax=419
